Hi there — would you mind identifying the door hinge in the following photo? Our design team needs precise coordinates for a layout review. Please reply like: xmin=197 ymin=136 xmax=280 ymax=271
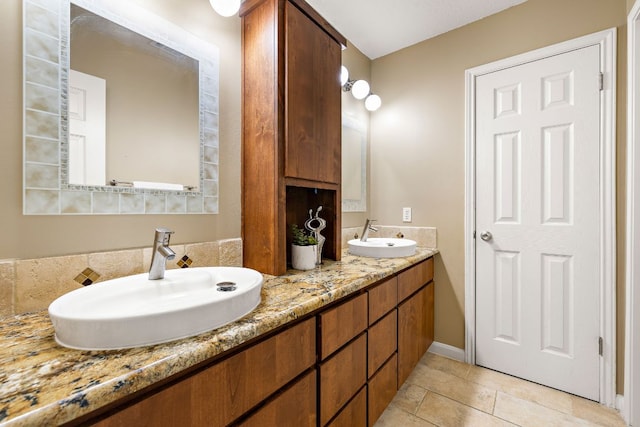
xmin=473 ymin=230 xmax=476 ymax=239
xmin=599 ymin=72 xmax=604 ymax=91
xmin=599 ymin=336 xmax=603 ymax=356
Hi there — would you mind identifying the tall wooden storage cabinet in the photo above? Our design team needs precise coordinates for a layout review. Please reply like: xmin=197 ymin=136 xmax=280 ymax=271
xmin=240 ymin=0 xmax=346 ymax=275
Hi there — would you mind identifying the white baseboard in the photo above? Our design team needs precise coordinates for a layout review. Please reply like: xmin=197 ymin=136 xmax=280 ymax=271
xmin=616 ymin=394 xmax=625 ymax=414
xmin=428 ymin=341 xmax=465 ymax=362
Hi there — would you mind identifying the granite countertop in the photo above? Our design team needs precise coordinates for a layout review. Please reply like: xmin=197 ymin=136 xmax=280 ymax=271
xmin=0 ymin=248 xmax=438 ymax=426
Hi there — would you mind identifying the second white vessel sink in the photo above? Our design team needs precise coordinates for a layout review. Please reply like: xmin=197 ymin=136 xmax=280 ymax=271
xmin=48 ymin=266 xmax=263 ymax=350
xmin=348 ymin=238 xmax=417 ymax=258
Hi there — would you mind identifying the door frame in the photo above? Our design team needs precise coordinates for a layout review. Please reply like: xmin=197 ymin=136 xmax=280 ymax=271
xmin=464 ymin=28 xmax=617 ymax=406
xmin=625 ymin=1 xmax=640 ymax=423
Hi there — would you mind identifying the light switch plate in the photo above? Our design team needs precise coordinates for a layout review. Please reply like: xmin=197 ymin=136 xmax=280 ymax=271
xmin=402 ymin=207 xmax=412 ymax=223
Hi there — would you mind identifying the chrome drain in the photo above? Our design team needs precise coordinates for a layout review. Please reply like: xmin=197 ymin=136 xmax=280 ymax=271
xmin=216 ymin=281 xmax=237 ymax=292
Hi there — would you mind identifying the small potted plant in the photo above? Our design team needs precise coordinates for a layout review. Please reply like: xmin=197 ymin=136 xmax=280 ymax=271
xmin=290 ymin=224 xmax=318 ymax=270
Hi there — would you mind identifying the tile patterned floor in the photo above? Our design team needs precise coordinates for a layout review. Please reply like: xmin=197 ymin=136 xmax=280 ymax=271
xmin=375 ymin=353 xmax=626 ymax=427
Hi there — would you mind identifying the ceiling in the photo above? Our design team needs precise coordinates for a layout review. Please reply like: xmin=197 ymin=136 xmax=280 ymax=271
xmin=305 ymin=0 xmax=528 ymax=59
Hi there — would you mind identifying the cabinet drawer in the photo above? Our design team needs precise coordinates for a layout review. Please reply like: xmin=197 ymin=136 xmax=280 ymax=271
xmin=368 ymin=310 xmax=397 ymax=378
xmin=94 ymin=318 xmax=316 ymax=427
xmin=319 ymin=293 xmax=368 ymax=360
xmin=326 ymin=386 xmax=366 ymax=427
xmin=319 ymin=333 xmax=367 ymax=426
xmin=239 ymin=370 xmax=316 ymax=427
xmin=398 ymin=257 xmax=434 ymax=302
xmin=368 ymin=276 xmax=397 ymax=325
xmin=368 ymin=353 xmax=398 ymax=427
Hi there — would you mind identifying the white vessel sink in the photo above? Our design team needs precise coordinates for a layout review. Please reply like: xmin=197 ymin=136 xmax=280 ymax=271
xmin=348 ymin=238 xmax=417 ymax=258
xmin=48 ymin=267 xmax=263 ymax=350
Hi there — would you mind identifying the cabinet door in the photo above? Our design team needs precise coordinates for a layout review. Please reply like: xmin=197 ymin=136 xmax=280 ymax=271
xmin=398 ymin=285 xmax=430 ymax=386
xmin=285 ymin=2 xmax=341 ymax=184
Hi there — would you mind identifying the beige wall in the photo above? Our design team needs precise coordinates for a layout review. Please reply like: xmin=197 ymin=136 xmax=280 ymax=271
xmin=369 ymin=0 xmax=628 ymax=392
xmin=0 ymin=0 xmax=241 ymax=260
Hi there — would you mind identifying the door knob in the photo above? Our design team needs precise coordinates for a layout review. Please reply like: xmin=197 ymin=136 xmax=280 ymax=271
xmin=480 ymin=231 xmax=493 ymax=241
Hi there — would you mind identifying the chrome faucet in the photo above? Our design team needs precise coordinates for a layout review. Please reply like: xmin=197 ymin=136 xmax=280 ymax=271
xmin=149 ymin=228 xmax=176 ymax=280
xmin=360 ymin=219 xmax=378 ymax=242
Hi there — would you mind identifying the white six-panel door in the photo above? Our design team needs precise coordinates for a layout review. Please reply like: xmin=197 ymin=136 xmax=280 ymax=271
xmin=68 ymin=69 xmax=106 ymax=186
xmin=475 ymin=45 xmax=601 ymax=400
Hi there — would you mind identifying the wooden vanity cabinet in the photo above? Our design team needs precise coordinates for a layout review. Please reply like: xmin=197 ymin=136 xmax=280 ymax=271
xmin=318 ymin=258 xmax=434 ymax=427
xmin=398 ymin=258 xmax=435 ymax=386
xmin=240 ymin=0 xmax=346 ymax=276
xmin=92 ymin=318 xmax=316 ymax=427
xmin=85 ymin=257 xmax=435 ymax=427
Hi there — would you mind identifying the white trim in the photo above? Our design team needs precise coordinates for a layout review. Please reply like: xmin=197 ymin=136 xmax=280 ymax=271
xmin=626 ymin=1 xmax=640 ymax=424
xmin=428 ymin=342 xmax=465 ymax=362
xmin=464 ymin=66 xmax=477 ymax=366
xmin=464 ymin=28 xmax=617 ymax=406
xmin=618 ymin=394 xmax=626 ymax=415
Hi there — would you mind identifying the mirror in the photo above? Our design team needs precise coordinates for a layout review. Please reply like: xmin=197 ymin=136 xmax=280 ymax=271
xmin=69 ymin=4 xmax=200 ymax=188
xmin=23 ymin=0 xmax=220 ymax=214
xmin=341 ymin=115 xmax=367 ymax=212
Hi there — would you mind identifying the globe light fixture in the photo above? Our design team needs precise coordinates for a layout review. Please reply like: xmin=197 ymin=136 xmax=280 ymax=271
xmin=351 ymin=79 xmax=370 ymax=100
xmin=340 ymin=66 xmax=349 ymax=86
xmin=341 ymin=66 xmax=382 ymax=111
xmin=210 ymin=0 xmax=241 ymax=17
xmin=365 ymin=94 xmax=382 ymax=111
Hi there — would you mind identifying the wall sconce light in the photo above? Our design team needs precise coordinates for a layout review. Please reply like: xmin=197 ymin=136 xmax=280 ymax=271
xmin=340 ymin=66 xmax=349 ymax=86
xmin=342 ymin=66 xmax=382 ymax=111
xmin=209 ymin=0 xmax=241 ymax=17
xmin=365 ymin=94 xmax=382 ymax=111
xmin=350 ymin=80 xmax=370 ymax=100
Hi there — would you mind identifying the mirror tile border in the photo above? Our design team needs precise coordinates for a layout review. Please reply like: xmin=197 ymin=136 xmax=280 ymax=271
xmin=23 ymin=0 xmax=220 ymax=215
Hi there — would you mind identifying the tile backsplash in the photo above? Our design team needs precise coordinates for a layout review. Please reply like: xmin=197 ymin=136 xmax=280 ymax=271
xmin=1 ymin=226 xmax=436 ymax=320
xmin=0 ymin=238 xmax=242 ymax=319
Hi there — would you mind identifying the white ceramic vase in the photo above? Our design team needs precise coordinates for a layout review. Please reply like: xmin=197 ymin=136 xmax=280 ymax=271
xmin=291 ymin=244 xmax=317 ymax=270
